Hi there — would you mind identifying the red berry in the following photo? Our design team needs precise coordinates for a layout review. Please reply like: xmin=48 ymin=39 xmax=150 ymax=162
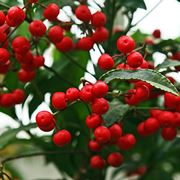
xmin=117 ymin=36 xmax=135 ymax=54
xmin=6 ymin=6 xmax=25 ymax=27
xmin=134 ymin=81 xmax=153 ymax=90
xmin=135 ymin=85 xmax=150 ymax=101
xmin=152 ymin=29 xmax=161 ymax=39
xmin=150 ymin=109 xmax=162 ymax=118
xmin=91 ymin=12 xmax=106 ymax=27
xmin=77 ymin=37 xmax=94 ymax=51
xmin=12 ymin=89 xmax=25 ymax=104
xmin=48 ymin=25 xmax=63 ymax=43
xmin=161 ymin=127 xmax=177 ymax=141
xmin=0 ymin=93 xmax=14 ymax=107
xmin=92 ymin=27 xmax=109 ymax=43
xmin=53 ymin=130 xmax=72 ymax=146
xmin=75 ymin=5 xmax=91 ymax=22
xmin=29 ymin=20 xmax=46 ymax=37
xmin=52 ymin=92 xmax=67 ymax=110
xmin=44 ymin=3 xmax=60 ymax=21
xmin=116 ymin=63 xmax=132 ymax=70
xmin=0 ymin=11 xmax=5 ymax=26
xmin=88 ymin=140 xmax=102 ymax=152
xmin=144 ymin=118 xmax=160 ymax=134
xmin=0 ymin=60 xmax=10 ymax=74
xmin=94 ymin=126 xmax=111 ymax=144
xmin=90 ymin=155 xmax=105 ymax=169
xmin=0 ymin=29 xmax=7 ymax=44
xmin=98 ymin=54 xmax=114 ymax=70
xmin=33 ymin=55 xmax=45 ymax=68
xmin=92 ymin=81 xmax=108 ymax=98
xmin=140 ymin=59 xmax=149 ymax=69
xmin=56 ymin=37 xmax=73 ymax=52
xmin=127 ymin=51 xmax=143 ymax=68
xmin=125 ymin=89 xmax=139 ymax=105
xmin=36 ymin=111 xmax=55 ymax=132
xmin=109 ymin=124 xmax=123 ymax=140
xmin=157 ymin=111 xmax=175 ymax=127
xmin=79 ymin=84 xmax=94 ymax=102
xmin=29 ymin=0 xmax=38 ymax=3
xmin=92 ymin=98 xmax=109 ymax=115
xmin=137 ymin=122 xmax=149 ymax=137
xmin=12 ymin=36 xmax=30 ymax=54
xmin=164 ymin=92 xmax=180 ymax=109
xmin=107 ymin=152 xmax=123 ymax=167
xmin=18 ymin=69 xmax=35 ymax=83
xmin=86 ymin=113 xmax=102 ymax=129
xmin=117 ymin=134 xmax=136 ymax=150
xmin=0 ymin=48 xmax=10 ymax=65
xmin=66 ymin=87 xmax=79 ymax=102
xmin=173 ymin=113 xmax=180 ymax=127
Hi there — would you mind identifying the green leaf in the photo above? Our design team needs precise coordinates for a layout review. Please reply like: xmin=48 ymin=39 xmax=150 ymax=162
xmin=121 ymin=0 xmax=147 ymax=10
xmin=103 ymin=100 xmax=130 ymax=126
xmin=100 ymin=69 xmax=179 ymax=96
xmin=131 ymin=30 xmax=148 ymax=43
xmin=156 ymin=59 xmax=180 ymax=70
xmin=0 ymin=123 xmax=36 ymax=149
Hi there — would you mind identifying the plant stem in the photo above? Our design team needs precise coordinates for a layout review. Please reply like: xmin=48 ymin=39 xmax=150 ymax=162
xmin=64 ymin=53 xmax=94 ymax=77
xmin=133 ymin=0 xmax=164 ymax=27
xmin=43 ymin=65 xmax=76 ymax=87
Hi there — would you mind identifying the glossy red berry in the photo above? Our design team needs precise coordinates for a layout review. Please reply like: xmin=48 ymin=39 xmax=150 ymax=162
xmin=48 ymin=25 xmax=63 ymax=43
xmin=75 ymin=5 xmax=91 ymax=22
xmin=92 ymin=27 xmax=109 ymax=43
xmin=94 ymin=126 xmax=111 ymax=144
xmin=164 ymin=92 xmax=180 ymax=109
xmin=98 ymin=54 xmax=114 ymax=70
xmin=86 ymin=113 xmax=102 ymax=129
xmin=66 ymin=87 xmax=79 ymax=102
xmin=0 ymin=48 xmax=10 ymax=65
xmin=109 ymin=124 xmax=123 ymax=140
xmin=152 ymin=29 xmax=161 ymax=39
xmin=56 ymin=37 xmax=73 ymax=52
xmin=0 ymin=60 xmax=11 ymax=74
xmin=91 ymin=12 xmax=106 ymax=27
xmin=157 ymin=111 xmax=175 ymax=127
xmin=36 ymin=111 xmax=55 ymax=132
xmin=127 ymin=51 xmax=143 ymax=68
xmin=6 ymin=6 xmax=25 ymax=27
xmin=88 ymin=140 xmax=102 ymax=152
xmin=161 ymin=127 xmax=177 ymax=141
xmin=144 ymin=118 xmax=160 ymax=134
xmin=0 ymin=29 xmax=7 ymax=44
xmin=79 ymin=84 xmax=94 ymax=102
xmin=44 ymin=3 xmax=60 ymax=21
xmin=90 ymin=155 xmax=105 ymax=169
xmin=18 ymin=69 xmax=35 ymax=83
xmin=92 ymin=81 xmax=108 ymax=98
xmin=0 ymin=11 xmax=5 ymax=26
xmin=52 ymin=92 xmax=67 ymax=110
xmin=12 ymin=89 xmax=25 ymax=104
xmin=117 ymin=36 xmax=135 ymax=54
xmin=12 ymin=36 xmax=30 ymax=54
xmin=0 ymin=93 xmax=14 ymax=107
xmin=29 ymin=20 xmax=46 ymax=37
xmin=107 ymin=152 xmax=123 ymax=167
xmin=77 ymin=37 xmax=94 ymax=51
xmin=137 ymin=122 xmax=149 ymax=137
xmin=33 ymin=55 xmax=45 ymax=68
xmin=53 ymin=130 xmax=72 ymax=146
xmin=92 ymin=98 xmax=109 ymax=115
xmin=117 ymin=134 xmax=136 ymax=150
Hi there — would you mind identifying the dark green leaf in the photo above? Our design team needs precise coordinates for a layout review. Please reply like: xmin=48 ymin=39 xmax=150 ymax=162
xmin=0 ymin=123 xmax=36 ymax=149
xmin=100 ymin=69 xmax=179 ymax=96
xmin=156 ymin=59 xmax=180 ymax=70
xmin=103 ymin=100 xmax=130 ymax=126
xmin=121 ymin=0 xmax=147 ymax=10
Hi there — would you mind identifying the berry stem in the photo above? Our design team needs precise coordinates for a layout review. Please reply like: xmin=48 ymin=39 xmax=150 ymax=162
xmin=43 ymin=65 xmax=76 ymax=87
xmin=36 ymin=2 xmax=47 ymax=9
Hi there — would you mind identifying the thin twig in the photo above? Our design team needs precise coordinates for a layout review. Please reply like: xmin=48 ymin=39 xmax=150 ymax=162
xmin=133 ymin=0 xmax=164 ymax=27
xmin=43 ymin=65 xmax=76 ymax=87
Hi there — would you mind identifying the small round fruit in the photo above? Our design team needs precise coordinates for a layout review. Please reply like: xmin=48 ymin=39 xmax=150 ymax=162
xmin=126 ymin=51 xmax=143 ymax=68
xmin=90 ymin=155 xmax=105 ymax=169
xmin=107 ymin=152 xmax=123 ymax=167
xmin=44 ymin=3 xmax=60 ymax=21
xmin=161 ymin=127 xmax=177 ymax=141
xmin=79 ymin=84 xmax=94 ymax=102
xmin=12 ymin=89 xmax=25 ymax=104
xmin=66 ymin=87 xmax=79 ymax=102
xmin=0 ymin=48 xmax=10 ymax=65
xmin=56 ymin=37 xmax=73 ymax=52
xmin=52 ymin=92 xmax=67 ymax=110
xmin=152 ymin=29 xmax=161 ymax=39
xmin=86 ymin=113 xmax=102 ymax=129
xmin=18 ymin=69 xmax=35 ymax=83
xmin=77 ymin=37 xmax=94 ymax=51
xmin=144 ymin=118 xmax=160 ymax=134
xmin=29 ymin=20 xmax=46 ymax=37
xmin=98 ymin=54 xmax=114 ymax=70
xmin=92 ymin=81 xmax=109 ymax=98
xmin=92 ymin=98 xmax=109 ymax=115
xmin=91 ymin=11 xmax=106 ymax=27
xmin=33 ymin=55 xmax=45 ymax=68
xmin=75 ymin=5 xmax=91 ymax=22
xmin=92 ymin=27 xmax=109 ymax=43
xmin=88 ymin=140 xmax=102 ymax=152
xmin=48 ymin=25 xmax=63 ymax=43
xmin=94 ymin=126 xmax=111 ymax=144
xmin=109 ymin=124 xmax=123 ymax=140
xmin=53 ymin=129 xmax=72 ymax=146
xmin=117 ymin=36 xmax=135 ymax=54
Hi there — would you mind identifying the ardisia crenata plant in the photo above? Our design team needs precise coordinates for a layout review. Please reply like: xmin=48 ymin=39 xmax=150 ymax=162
xmin=0 ymin=0 xmax=180 ymax=179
